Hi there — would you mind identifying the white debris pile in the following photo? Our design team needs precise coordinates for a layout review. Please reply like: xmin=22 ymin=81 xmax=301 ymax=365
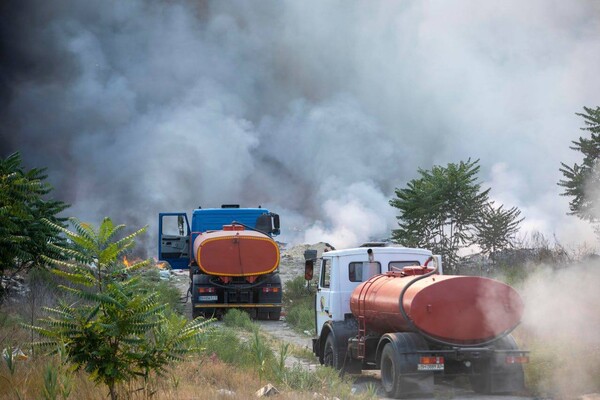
xmin=278 ymin=242 xmax=334 ymax=285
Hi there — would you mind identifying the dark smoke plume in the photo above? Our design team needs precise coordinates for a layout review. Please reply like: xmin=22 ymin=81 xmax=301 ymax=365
xmin=2 ymin=1 xmax=600 ymax=255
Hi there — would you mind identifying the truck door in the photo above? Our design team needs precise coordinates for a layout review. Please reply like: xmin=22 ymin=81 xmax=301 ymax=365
xmin=158 ymin=213 xmax=190 ymax=269
xmin=316 ymin=256 xmax=333 ymax=337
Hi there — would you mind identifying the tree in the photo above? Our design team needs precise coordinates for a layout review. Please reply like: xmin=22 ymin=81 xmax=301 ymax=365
xmin=473 ymin=202 xmax=523 ymax=265
xmin=558 ymin=106 xmax=600 ymax=224
xmin=28 ymin=217 xmax=211 ymax=400
xmin=390 ymin=159 xmax=490 ymax=271
xmin=0 ymin=152 xmax=68 ymax=300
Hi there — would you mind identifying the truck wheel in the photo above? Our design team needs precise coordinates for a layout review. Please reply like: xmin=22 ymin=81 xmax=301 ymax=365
xmin=323 ymin=333 xmax=339 ymax=368
xmin=380 ymin=343 xmax=402 ymax=398
xmin=268 ymin=308 xmax=281 ymax=321
xmin=257 ymin=311 xmax=269 ymax=320
xmin=470 ymin=334 xmax=525 ymax=394
xmin=192 ymin=308 xmax=201 ymax=319
xmin=323 ymin=333 xmax=361 ymax=374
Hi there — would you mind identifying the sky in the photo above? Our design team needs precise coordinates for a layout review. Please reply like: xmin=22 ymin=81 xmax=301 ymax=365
xmin=2 ymin=0 xmax=600 ymax=255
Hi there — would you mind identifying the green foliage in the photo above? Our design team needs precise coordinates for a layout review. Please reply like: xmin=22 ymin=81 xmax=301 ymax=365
xmin=202 ymin=328 xmax=254 ymax=366
xmin=137 ymin=268 xmax=183 ymax=313
xmin=0 ymin=152 xmax=68 ymax=300
xmin=250 ymin=330 xmax=269 ymax=382
xmin=41 ymin=345 xmax=73 ymax=400
xmin=473 ymin=202 xmax=524 ymax=265
xmin=1 ymin=345 xmax=24 ymax=399
xmin=222 ymin=309 xmax=258 ymax=332
xmin=27 ymin=217 xmax=212 ymax=400
xmin=559 ymin=106 xmax=600 ymax=224
xmin=283 ymin=276 xmax=315 ymax=334
xmin=390 ymin=159 xmax=490 ymax=271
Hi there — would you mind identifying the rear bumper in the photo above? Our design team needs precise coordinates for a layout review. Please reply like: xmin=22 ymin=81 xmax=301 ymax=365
xmin=193 ymin=303 xmax=282 ymax=309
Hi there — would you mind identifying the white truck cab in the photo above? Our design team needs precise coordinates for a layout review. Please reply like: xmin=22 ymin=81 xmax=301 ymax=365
xmin=312 ymin=245 xmax=441 ymax=337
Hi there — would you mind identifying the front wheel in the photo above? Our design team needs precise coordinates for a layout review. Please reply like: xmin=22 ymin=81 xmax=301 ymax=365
xmin=323 ymin=333 xmax=361 ymax=374
xmin=323 ymin=333 xmax=337 ymax=368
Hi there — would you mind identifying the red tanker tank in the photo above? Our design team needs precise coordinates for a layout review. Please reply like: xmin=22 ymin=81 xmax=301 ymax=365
xmin=192 ymin=225 xmax=280 ymax=278
xmin=350 ymin=267 xmax=524 ymax=345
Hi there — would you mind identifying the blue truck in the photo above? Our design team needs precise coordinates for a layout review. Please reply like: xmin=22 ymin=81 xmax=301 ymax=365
xmin=158 ymin=205 xmax=282 ymax=320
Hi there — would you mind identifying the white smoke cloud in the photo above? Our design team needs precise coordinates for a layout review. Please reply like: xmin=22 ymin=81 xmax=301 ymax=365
xmin=520 ymin=261 xmax=600 ymax=396
xmin=2 ymin=0 xmax=600 ymax=255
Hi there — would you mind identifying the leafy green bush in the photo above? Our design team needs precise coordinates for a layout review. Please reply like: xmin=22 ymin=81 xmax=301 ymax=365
xmin=137 ymin=268 xmax=183 ymax=313
xmin=283 ymin=276 xmax=315 ymax=334
xmin=27 ymin=217 xmax=212 ymax=400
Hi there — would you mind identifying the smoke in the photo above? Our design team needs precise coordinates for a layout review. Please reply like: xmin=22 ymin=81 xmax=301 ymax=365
xmin=519 ymin=260 xmax=600 ymax=396
xmin=2 ymin=1 xmax=600 ymax=254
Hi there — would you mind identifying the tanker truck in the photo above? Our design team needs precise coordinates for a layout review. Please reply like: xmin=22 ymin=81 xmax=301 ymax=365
xmin=158 ymin=205 xmax=282 ymax=320
xmin=304 ymin=245 xmax=528 ymax=398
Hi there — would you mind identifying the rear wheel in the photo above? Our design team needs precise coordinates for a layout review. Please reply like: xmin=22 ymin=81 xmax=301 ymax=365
xmin=379 ymin=333 xmax=433 ymax=398
xmin=268 ymin=308 xmax=281 ymax=321
xmin=470 ymin=334 xmax=525 ymax=394
xmin=380 ymin=343 xmax=402 ymax=398
xmin=257 ymin=311 xmax=269 ymax=320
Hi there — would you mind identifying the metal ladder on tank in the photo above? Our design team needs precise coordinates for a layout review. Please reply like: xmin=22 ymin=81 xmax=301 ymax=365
xmin=356 ymin=274 xmax=384 ymax=359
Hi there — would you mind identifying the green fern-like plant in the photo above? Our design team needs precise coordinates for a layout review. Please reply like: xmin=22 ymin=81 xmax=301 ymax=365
xmin=26 ymin=217 xmax=211 ymax=400
xmin=0 ymin=152 xmax=68 ymax=300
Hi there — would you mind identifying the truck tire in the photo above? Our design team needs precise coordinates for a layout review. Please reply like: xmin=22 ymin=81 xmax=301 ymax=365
xmin=379 ymin=333 xmax=433 ymax=398
xmin=323 ymin=333 xmax=338 ymax=368
xmin=257 ymin=311 xmax=269 ymax=320
xmin=380 ymin=343 xmax=402 ymax=398
xmin=192 ymin=308 xmax=202 ymax=319
xmin=470 ymin=334 xmax=525 ymax=394
xmin=268 ymin=308 xmax=281 ymax=321
xmin=323 ymin=333 xmax=361 ymax=375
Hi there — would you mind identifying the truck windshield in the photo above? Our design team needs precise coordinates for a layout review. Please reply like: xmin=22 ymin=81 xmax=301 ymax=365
xmin=389 ymin=261 xmax=420 ymax=272
xmin=349 ymin=261 xmax=381 ymax=282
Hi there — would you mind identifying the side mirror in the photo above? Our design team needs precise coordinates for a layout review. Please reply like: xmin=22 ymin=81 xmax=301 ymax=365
xmin=303 ymin=249 xmax=317 ymax=281
xmin=304 ymin=260 xmax=314 ymax=281
xmin=271 ymin=213 xmax=280 ymax=235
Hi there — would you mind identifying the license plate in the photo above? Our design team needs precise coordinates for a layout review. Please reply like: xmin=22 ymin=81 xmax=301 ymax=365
xmin=418 ymin=364 xmax=444 ymax=371
xmin=198 ymin=295 xmax=217 ymax=301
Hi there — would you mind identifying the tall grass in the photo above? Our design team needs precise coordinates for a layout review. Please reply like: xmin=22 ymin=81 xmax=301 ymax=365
xmin=222 ymin=309 xmax=259 ymax=332
xmin=283 ymin=276 xmax=315 ymax=334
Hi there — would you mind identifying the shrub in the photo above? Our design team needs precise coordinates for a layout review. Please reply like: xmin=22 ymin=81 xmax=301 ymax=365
xmin=27 ymin=217 xmax=212 ymax=400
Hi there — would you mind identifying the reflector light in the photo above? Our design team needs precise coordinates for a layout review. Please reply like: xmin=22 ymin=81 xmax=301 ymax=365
xmin=419 ymin=356 xmax=444 ymax=365
xmin=505 ymin=356 xmax=529 ymax=364
xmin=198 ymin=287 xmax=216 ymax=293
xmin=262 ymin=287 xmax=280 ymax=293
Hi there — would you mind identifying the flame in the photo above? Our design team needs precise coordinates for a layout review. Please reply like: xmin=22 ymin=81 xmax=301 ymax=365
xmin=123 ymin=256 xmax=130 ymax=267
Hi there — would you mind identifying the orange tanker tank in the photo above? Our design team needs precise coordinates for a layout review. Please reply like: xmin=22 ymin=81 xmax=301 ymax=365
xmin=192 ymin=225 xmax=280 ymax=278
xmin=350 ymin=267 xmax=524 ymax=346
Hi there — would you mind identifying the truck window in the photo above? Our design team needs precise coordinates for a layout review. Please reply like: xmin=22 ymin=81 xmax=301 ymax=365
xmin=320 ymin=259 xmax=330 ymax=288
xmin=349 ymin=262 xmax=381 ymax=282
xmin=389 ymin=261 xmax=420 ymax=272
xmin=161 ymin=215 xmax=187 ymax=236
